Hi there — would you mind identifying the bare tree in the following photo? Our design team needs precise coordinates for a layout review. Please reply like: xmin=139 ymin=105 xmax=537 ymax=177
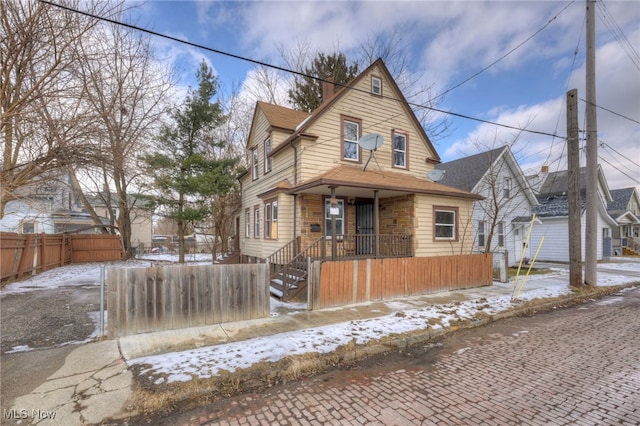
xmin=356 ymin=29 xmax=450 ymax=142
xmin=0 ymin=0 xmax=117 ymax=218
xmin=74 ymin=14 xmax=175 ymax=258
xmin=470 ymin=130 xmax=532 ymax=255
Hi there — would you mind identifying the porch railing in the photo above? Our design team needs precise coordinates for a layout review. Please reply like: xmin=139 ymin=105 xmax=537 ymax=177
xmin=267 ymin=234 xmax=413 ymax=300
xmin=332 ymin=234 xmax=413 ymax=259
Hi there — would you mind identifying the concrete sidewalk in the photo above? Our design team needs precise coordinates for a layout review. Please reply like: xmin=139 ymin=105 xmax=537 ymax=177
xmin=6 ymin=259 xmax=639 ymax=425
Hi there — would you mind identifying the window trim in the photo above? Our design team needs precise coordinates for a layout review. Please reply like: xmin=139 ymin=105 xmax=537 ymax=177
xmin=341 ymin=115 xmax=362 ymax=163
xmin=371 ymin=75 xmax=382 ymax=96
xmin=392 ymin=130 xmax=409 ymax=169
xmin=433 ymin=206 xmax=459 ymax=241
xmin=264 ymin=137 xmax=272 ymax=174
xmin=252 ymin=149 xmax=259 ymax=181
xmin=324 ymin=197 xmax=346 ymax=237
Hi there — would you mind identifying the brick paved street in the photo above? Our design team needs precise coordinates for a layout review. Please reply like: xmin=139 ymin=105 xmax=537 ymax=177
xmin=154 ymin=286 xmax=640 ymax=425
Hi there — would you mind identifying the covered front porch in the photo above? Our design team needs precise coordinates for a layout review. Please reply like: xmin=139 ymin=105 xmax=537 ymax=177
xmin=267 ymin=165 xmax=482 ymax=300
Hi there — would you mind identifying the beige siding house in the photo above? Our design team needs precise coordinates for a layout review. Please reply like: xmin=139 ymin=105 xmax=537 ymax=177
xmin=239 ymin=59 xmax=482 ymax=266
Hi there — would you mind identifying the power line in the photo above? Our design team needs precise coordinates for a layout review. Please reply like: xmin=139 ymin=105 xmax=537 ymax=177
xmin=598 ymin=155 xmax=640 ymax=185
xmin=597 ymin=0 xmax=640 ymax=70
xmin=39 ymin=0 xmax=566 ymax=141
xmin=434 ymin=1 xmax=576 ymax=100
xmin=579 ymin=98 xmax=640 ymax=125
xmin=600 ymin=141 xmax=640 ymax=169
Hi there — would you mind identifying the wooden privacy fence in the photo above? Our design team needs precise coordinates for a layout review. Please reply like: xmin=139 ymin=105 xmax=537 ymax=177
xmin=1 ymin=232 xmax=124 ymax=283
xmin=107 ymin=263 xmax=270 ymax=337
xmin=308 ymin=254 xmax=493 ymax=310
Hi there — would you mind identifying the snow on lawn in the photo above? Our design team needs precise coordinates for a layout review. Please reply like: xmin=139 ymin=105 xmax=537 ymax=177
xmin=130 ymin=261 xmax=640 ymax=385
xmin=2 ymin=257 xmax=638 ymax=384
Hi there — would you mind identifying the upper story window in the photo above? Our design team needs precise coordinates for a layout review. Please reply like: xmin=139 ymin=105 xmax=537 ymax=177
xmin=245 ymin=209 xmax=251 ymax=237
xmin=393 ymin=131 xmax=407 ymax=168
xmin=503 ymin=177 xmax=511 ymax=198
xmin=371 ymin=76 xmax=382 ymax=96
xmin=252 ymin=149 xmax=259 ymax=180
xmin=342 ymin=118 xmax=360 ymax=162
xmin=434 ymin=207 xmax=458 ymax=241
xmin=264 ymin=137 xmax=272 ymax=174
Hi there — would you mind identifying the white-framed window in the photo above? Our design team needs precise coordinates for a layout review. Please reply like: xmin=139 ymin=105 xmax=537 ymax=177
xmin=503 ymin=177 xmax=511 ymax=199
xmin=342 ymin=119 xmax=359 ymax=161
xmin=371 ymin=76 xmax=381 ymax=95
xmin=21 ymin=220 xmax=36 ymax=233
xmin=497 ymin=222 xmax=505 ymax=247
xmin=264 ymin=200 xmax=278 ymax=239
xmin=434 ymin=207 xmax=457 ymax=240
xmin=264 ymin=137 xmax=271 ymax=173
xmin=325 ymin=199 xmax=345 ymax=236
xmin=254 ymin=207 xmax=260 ymax=238
xmin=245 ymin=209 xmax=250 ymax=237
xmin=477 ymin=220 xmax=486 ymax=248
xmin=252 ymin=149 xmax=259 ymax=180
xmin=393 ymin=131 xmax=407 ymax=168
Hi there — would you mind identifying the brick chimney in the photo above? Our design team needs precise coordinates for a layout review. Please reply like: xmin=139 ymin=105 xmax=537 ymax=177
xmin=541 ymin=165 xmax=549 ymax=173
xmin=321 ymin=80 xmax=335 ymax=103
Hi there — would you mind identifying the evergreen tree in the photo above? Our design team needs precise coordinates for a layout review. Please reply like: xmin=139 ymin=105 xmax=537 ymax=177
xmin=141 ymin=61 xmax=238 ymax=263
xmin=288 ymin=52 xmax=359 ymax=113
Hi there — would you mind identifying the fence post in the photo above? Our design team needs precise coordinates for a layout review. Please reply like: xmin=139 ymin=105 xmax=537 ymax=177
xmin=100 ymin=265 xmax=105 ymax=337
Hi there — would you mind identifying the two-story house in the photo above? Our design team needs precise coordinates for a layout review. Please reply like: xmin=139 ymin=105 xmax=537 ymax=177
xmin=238 ymin=59 xmax=482 ymax=296
xmin=607 ymin=187 xmax=640 ymax=255
xmin=435 ymin=146 xmax=539 ymax=266
xmin=0 ymin=172 xmax=107 ymax=234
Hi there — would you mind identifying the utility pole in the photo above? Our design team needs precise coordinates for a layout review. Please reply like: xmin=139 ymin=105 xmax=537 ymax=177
xmin=567 ymin=89 xmax=583 ymax=288
xmin=585 ymin=0 xmax=598 ymax=285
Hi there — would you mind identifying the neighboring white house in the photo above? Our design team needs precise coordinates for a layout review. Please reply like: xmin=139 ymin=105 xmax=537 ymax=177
xmin=527 ymin=165 xmax=617 ymax=262
xmin=607 ymin=187 xmax=640 ymax=255
xmin=436 ymin=146 xmax=539 ymax=266
xmin=0 ymin=173 xmax=107 ymax=234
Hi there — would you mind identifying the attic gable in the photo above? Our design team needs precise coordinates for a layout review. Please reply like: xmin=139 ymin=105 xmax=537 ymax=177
xmin=275 ymin=58 xmax=440 ymax=163
xmin=246 ymin=102 xmax=309 ymax=149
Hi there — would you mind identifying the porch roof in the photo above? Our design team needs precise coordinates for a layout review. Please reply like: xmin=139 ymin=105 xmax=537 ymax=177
xmin=287 ymin=165 xmax=483 ymax=200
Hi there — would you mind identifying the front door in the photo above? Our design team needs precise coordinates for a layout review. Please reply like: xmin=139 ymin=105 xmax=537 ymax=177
xmin=356 ymin=202 xmax=374 ymax=255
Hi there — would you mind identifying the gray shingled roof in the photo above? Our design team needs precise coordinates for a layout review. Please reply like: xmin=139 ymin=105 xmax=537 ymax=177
xmin=531 ymin=167 xmax=591 ymax=217
xmin=608 ymin=187 xmax=634 ymax=214
xmin=435 ymin=146 xmax=507 ymax=191
xmin=532 ymin=192 xmax=587 ymax=217
xmin=537 ymin=167 xmax=588 ymax=196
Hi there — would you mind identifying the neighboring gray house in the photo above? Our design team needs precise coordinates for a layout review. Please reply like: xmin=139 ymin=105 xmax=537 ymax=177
xmin=436 ymin=146 xmax=539 ymax=265
xmin=607 ymin=187 xmax=640 ymax=255
xmin=527 ymin=165 xmax=617 ymax=262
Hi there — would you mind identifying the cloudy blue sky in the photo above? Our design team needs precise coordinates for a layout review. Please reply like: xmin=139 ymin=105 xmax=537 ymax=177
xmin=127 ymin=0 xmax=639 ymax=191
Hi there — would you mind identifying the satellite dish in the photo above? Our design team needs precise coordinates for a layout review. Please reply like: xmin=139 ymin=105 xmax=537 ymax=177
xmin=427 ymin=169 xmax=445 ymax=182
xmin=359 ymin=133 xmax=384 ymax=151
xmin=360 ymin=134 xmax=384 ymax=172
